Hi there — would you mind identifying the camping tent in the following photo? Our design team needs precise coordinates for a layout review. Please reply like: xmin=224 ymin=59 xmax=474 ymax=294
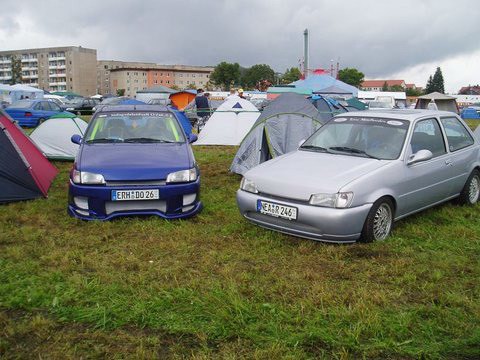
xmin=119 ymin=98 xmax=146 ymax=105
xmin=170 ymin=90 xmax=197 ymax=110
xmin=292 ymin=70 xmax=358 ymax=97
xmin=30 ymin=112 xmax=88 ymax=160
xmin=230 ymin=92 xmax=325 ymax=174
xmin=415 ymin=92 xmax=459 ymax=113
xmin=11 ymin=84 xmax=44 ymax=100
xmin=0 ymin=109 xmax=58 ymax=202
xmin=310 ymin=94 xmax=348 ymax=120
xmin=194 ymin=97 xmax=260 ymax=146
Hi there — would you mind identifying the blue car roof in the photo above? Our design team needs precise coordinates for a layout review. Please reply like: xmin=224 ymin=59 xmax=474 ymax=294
xmin=96 ymin=105 xmax=170 ymax=112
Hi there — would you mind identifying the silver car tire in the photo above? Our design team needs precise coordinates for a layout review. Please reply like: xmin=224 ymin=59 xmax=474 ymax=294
xmin=360 ymin=197 xmax=394 ymax=243
xmin=458 ymin=169 xmax=480 ymax=205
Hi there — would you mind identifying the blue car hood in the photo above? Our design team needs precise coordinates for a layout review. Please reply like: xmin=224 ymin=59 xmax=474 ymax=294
xmin=77 ymin=143 xmax=193 ymax=181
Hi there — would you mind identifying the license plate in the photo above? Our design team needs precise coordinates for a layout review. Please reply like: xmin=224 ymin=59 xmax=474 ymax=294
xmin=111 ymin=189 xmax=159 ymax=201
xmin=257 ymin=200 xmax=298 ymax=220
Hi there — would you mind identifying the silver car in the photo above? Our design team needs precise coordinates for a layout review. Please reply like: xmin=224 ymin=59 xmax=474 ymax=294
xmin=236 ymin=110 xmax=480 ymax=243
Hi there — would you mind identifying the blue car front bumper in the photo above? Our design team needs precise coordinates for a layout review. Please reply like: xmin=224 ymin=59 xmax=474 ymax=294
xmin=68 ymin=178 xmax=202 ymax=220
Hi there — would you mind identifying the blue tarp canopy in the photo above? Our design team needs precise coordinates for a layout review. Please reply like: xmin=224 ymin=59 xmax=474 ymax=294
xmin=292 ymin=74 xmax=358 ymax=97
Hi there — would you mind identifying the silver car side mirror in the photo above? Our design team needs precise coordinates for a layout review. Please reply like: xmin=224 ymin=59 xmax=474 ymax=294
xmin=407 ymin=149 xmax=433 ymax=165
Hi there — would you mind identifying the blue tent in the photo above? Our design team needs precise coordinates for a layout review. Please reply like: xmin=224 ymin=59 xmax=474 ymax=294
xmin=461 ymin=107 xmax=480 ymax=120
xmin=119 ymin=98 xmax=146 ymax=105
xmin=292 ymin=73 xmax=358 ymax=97
xmin=171 ymin=109 xmax=192 ymax=136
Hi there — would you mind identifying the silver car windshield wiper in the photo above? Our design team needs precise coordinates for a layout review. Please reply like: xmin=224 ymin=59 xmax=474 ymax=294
xmin=123 ymin=137 xmax=174 ymax=143
xmin=86 ymin=138 xmax=124 ymax=143
xmin=328 ymin=146 xmax=380 ymax=160
xmin=300 ymin=144 xmax=329 ymax=152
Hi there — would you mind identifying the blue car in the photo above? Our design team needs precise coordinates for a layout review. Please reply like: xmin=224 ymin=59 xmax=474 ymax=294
xmin=68 ymin=105 xmax=202 ymax=220
xmin=5 ymin=99 xmax=65 ymax=127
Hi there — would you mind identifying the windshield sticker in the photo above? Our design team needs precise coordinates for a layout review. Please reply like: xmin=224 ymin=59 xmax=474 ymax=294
xmin=104 ymin=112 xmax=170 ymax=117
xmin=387 ymin=120 xmax=403 ymax=126
xmin=334 ymin=117 xmax=348 ymax=122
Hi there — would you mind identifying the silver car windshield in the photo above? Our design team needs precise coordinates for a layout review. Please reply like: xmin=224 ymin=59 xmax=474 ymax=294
xmin=301 ymin=116 xmax=409 ymax=160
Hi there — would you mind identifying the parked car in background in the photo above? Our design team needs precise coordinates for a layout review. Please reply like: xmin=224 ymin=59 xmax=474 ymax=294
xmin=92 ymin=96 xmax=129 ymax=112
xmin=5 ymin=99 xmax=65 ymax=127
xmin=237 ymin=110 xmax=480 ymax=243
xmin=65 ymin=98 xmax=99 ymax=115
xmin=68 ymin=105 xmax=201 ymax=220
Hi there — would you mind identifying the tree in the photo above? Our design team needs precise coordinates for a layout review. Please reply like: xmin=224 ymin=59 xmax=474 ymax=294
xmin=242 ymin=64 xmax=275 ymax=89
xmin=389 ymin=85 xmax=404 ymax=92
xmin=210 ymin=62 xmax=241 ymax=90
xmin=382 ymin=81 xmax=389 ymax=91
xmin=186 ymin=83 xmax=197 ymax=90
xmin=406 ymin=87 xmax=423 ymax=96
xmin=338 ymin=68 xmax=364 ymax=88
xmin=424 ymin=67 xmax=445 ymax=94
xmin=432 ymin=67 xmax=445 ymax=94
xmin=10 ymin=55 xmax=22 ymax=85
xmin=281 ymin=67 xmax=302 ymax=84
xmin=116 ymin=89 xmax=125 ymax=96
xmin=425 ymin=75 xmax=434 ymax=94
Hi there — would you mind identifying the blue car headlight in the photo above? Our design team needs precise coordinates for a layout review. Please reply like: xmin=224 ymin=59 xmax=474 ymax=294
xmin=72 ymin=169 xmax=106 ymax=185
xmin=309 ymin=192 xmax=354 ymax=208
xmin=240 ymin=177 xmax=258 ymax=194
xmin=166 ymin=168 xmax=198 ymax=183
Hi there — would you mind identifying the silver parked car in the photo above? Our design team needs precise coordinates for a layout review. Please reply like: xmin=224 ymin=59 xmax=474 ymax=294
xmin=236 ymin=110 xmax=480 ymax=243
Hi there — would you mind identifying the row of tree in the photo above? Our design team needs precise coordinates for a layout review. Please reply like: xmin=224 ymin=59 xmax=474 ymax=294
xmin=208 ymin=62 xmax=301 ymax=90
xmin=208 ymin=60 xmax=446 ymax=96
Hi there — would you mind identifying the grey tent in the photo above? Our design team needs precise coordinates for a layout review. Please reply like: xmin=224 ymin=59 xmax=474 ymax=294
xmin=415 ymin=92 xmax=459 ymax=113
xmin=230 ymin=92 xmax=325 ymax=175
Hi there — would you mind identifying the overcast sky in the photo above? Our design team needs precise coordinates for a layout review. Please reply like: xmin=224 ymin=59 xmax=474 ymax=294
xmin=0 ymin=0 xmax=478 ymax=93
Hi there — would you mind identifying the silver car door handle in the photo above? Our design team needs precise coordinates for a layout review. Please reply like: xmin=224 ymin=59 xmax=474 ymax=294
xmin=445 ymin=159 xmax=452 ymax=166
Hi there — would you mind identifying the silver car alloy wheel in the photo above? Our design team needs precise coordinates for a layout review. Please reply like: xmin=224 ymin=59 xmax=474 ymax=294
xmin=468 ymin=174 xmax=480 ymax=203
xmin=373 ymin=203 xmax=392 ymax=240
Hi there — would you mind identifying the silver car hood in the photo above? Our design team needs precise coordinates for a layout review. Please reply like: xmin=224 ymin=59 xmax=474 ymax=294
xmin=245 ymin=150 xmax=389 ymax=200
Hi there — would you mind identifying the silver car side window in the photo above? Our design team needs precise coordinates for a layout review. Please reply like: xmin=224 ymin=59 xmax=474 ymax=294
xmin=440 ymin=117 xmax=474 ymax=152
xmin=410 ymin=118 xmax=446 ymax=157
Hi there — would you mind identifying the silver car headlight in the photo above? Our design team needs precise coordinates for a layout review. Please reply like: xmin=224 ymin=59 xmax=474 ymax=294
xmin=309 ymin=192 xmax=354 ymax=208
xmin=72 ymin=169 xmax=106 ymax=185
xmin=166 ymin=168 xmax=197 ymax=183
xmin=240 ymin=177 xmax=258 ymax=194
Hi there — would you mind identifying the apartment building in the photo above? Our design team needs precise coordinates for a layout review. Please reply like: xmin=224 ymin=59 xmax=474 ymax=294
xmin=99 ymin=60 xmax=213 ymax=97
xmin=361 ymin=80 xmax=406 ymax=91
xmin=0 ymin=46 xmax=97 ymax=96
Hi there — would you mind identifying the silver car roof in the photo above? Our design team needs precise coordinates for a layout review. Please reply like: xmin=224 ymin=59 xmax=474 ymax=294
xmin=338 ymin=109 xmax=458 ymax=122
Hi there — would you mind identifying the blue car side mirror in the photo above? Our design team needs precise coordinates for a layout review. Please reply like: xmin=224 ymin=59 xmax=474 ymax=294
xmin=71 ymin=134 xmax=82 ymax=144
xmin=188 ymin=133 xmax=198 ymax=143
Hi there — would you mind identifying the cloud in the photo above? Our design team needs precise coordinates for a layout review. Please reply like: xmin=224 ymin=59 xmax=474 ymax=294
xmin=0 ymin=0 xmax=478 ymax=92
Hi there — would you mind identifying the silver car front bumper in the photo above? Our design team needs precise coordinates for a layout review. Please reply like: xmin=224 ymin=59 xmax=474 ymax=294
xmin=236 ymin=190 xmax=372 ymax=243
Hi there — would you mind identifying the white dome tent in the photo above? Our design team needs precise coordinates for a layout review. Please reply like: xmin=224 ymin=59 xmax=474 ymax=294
xmin=194 ymin=97 xmax=260 ymax=146
xmin=30 ymin=112 xmax=88 ymax=160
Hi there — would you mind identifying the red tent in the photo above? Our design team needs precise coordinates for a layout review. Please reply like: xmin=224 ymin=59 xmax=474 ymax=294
xmin=0 ymin=110 xmax=58 ymax=202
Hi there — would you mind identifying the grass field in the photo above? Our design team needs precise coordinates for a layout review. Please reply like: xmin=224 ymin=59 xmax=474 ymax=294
xmin=1 ymin=130 xmax=480 ymax=358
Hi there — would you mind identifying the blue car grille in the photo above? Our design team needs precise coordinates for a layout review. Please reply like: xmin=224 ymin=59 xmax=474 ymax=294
xmin=105 ymin=200 xmax=167 ymax=215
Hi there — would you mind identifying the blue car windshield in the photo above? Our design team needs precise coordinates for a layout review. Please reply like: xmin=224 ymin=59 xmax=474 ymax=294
xmin=301 ymin=116 xmax=410 ymax=160
xmin=84 ymin=112 xmax=185 ymax=143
